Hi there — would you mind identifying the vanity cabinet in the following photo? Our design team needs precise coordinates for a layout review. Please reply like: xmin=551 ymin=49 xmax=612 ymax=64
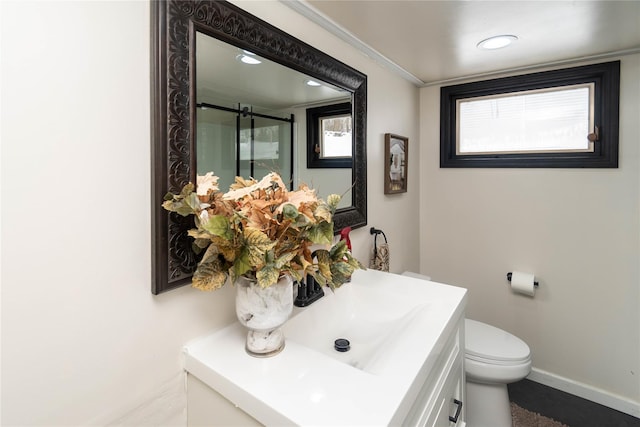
xmin=185 ymin=317 xmax=466 ymax=427
xmin=183 ymin=270 xmax=467 ymax=427
xmin=402 ymin=317 xmax=465 ymax=427
xmin=187 ymin=374 xmax=262 ymax=426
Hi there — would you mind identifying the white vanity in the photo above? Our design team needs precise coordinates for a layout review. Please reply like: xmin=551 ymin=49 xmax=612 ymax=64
xmin=183 ymin=270 xmax=467 ymax=426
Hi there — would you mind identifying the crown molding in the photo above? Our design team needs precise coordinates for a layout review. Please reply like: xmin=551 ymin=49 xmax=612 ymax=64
xmin=280 ymin=0 xmax=425 ymax=87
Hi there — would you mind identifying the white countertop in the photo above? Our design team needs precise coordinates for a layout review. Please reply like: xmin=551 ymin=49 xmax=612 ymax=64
xmin=183 ymin=270 xmax=467 ymax=426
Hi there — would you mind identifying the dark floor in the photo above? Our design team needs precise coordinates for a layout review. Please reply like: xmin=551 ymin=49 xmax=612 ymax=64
xmin=508 ymin=379 xmax=640 ymax=427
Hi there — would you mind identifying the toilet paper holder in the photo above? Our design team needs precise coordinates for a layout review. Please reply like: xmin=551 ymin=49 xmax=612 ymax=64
xmin=507 ymin=272 xmax=539 ymax=287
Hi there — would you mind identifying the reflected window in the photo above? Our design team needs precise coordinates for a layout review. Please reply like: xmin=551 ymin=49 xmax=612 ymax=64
xmin=320 ymin=114 xmax=352 ymax=158
xmin=307 ymin=102 xmax=352 ymax=169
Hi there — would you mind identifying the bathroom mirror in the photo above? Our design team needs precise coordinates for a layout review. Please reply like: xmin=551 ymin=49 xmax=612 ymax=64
xmin=195 ymin=32 xmax=352 ymax=206
xmin=151 ymin=0 xmax=367 ymax=294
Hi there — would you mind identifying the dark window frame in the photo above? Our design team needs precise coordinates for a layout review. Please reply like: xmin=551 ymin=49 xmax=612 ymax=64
xmin=440 ymin=61 xmax=620 ymax=168
xmin=306 ymin=102 xmax=353 ymax=169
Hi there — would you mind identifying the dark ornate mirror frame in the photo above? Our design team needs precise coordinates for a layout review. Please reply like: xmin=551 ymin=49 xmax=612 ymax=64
xmin=151 ymin=0 xmax=367 ymax=294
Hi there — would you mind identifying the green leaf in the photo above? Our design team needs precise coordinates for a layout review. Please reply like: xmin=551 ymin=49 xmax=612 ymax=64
xmin=264 ymin=249 xmax=275 ymax=265
xmin=315 ymin=249 xmax=332 ymax=282
xmin=329 ymin=239 xmax=349 ymax=259
xmin=282 ymin=204 xmax=299 ymax=220
xmin=184 ymin=192 xmax=202 ymax=211
xmin=192 ymin=256 xmax=227 ymax=291
xmin=328 ymin=261 xmax=354 ymax=289
xmin=243 ymin=228 xmax=276 ymax=266
xmin=256 ymin=267 xmax=280 ymax=288
xmin=274 ymin=252 xmax=296 ymax=269
xmin=292 ymin=213 xmax=310 ymax=228
xmin=233 ymin=250 xmax=252 ymax=278
xmin=191 ymin=241 xmax=208 ymax=254
xmin=162 ymin=199 xmax=196 ymax=217
xmin=348 ymin=255 xmax=365 ymax=270
xmin=179 ymin=182 xmax=195 ymax=197
xmin=308 ymin=221 xmax=333 ymax=245
xmin=309 ymin=271 xmax=327 ymax=287
xmin=202 ymin=215 xmax=230 ymax=238
xmin=256 ymin=252 xmax=296 ymax=286
xmin=288 ymin=269 xmax=303 ymax=283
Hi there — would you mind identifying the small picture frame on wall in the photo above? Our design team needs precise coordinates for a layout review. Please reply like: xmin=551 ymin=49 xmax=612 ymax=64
xmin=384 ymin=133 xmax=408 ymax=194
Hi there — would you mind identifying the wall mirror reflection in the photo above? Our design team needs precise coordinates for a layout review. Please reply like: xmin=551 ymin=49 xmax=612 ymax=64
xmin=196 ymin=33 xmax=352 ymax=193
xmin=151 ymin=0 xmax=367 ymax=294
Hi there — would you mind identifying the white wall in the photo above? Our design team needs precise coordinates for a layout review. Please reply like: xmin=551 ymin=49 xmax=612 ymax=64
xmin=0 ymin=1 xmax=419 ymax=425
xmin=419 ymin=55 xmax=640 ymax=407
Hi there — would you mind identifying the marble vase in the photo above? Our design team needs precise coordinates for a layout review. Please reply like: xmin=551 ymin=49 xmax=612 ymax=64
xmin=235 ymin=274 xmax=294 ymax=357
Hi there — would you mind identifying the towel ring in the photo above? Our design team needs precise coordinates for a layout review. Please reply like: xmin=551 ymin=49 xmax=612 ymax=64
xmin=370 ymin=227 xmax=387 ymax=259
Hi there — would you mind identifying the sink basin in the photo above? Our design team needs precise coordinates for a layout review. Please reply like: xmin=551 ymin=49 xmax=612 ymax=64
xmin=183 ymin=269 xmax=467 ymax=426
xmin=285 ymin=277 xmax=432 ymax=374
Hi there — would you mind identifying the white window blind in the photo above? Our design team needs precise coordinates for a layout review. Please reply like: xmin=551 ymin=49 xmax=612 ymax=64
xmin=457 ymin=84 xmax=594 ymax=154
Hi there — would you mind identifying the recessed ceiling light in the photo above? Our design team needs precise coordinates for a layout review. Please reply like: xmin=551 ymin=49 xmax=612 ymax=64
xmin=477 ymin=35 xmax=518 ymax=50
xmin=306 ymin=80 xmax=322 ymax=87
xmin=236 ymin=54 xmax=261 ymax=65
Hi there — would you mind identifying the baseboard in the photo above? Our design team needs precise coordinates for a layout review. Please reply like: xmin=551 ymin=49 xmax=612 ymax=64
xmin=527 ymin=367 xmax=640 ymax=419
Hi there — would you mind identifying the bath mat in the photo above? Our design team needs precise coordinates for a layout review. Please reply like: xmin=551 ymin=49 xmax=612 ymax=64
xmin=512 ymin=402 xmax=570 ymax=427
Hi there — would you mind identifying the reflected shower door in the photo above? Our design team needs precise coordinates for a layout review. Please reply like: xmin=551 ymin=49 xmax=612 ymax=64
xmin=197 ymin=104 xmax=293 ymax=191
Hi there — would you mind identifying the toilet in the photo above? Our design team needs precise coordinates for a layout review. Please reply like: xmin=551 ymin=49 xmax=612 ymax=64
xmin=465 ymin=318 xmax=531 ymax=427
xmin=402 ymin=272 xmax=532 ymax=427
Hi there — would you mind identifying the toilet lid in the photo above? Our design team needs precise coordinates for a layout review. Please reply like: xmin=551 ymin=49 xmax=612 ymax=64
xmin=465 ymin=319 xmax=530 ymax=363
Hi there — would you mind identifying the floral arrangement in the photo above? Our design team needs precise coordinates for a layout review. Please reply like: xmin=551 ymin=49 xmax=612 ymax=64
xmin=162 ymin=172 xmax=363 ymax=291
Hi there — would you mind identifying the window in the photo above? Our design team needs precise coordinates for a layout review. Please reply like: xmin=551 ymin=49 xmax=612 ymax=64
xmin=320 ymin=114 xmax=352 ymax=158
xmin=440 ymin=61 xmax=620 ymax=168
xmin=307 ymin=102 xmax=353 ymax=168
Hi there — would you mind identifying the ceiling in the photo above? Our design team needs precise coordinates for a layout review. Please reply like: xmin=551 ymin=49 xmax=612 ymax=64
xmin=292 ymin=0 xmax=640 ymax=86
xmin=196 ymin=32 xmax=350 ymax=112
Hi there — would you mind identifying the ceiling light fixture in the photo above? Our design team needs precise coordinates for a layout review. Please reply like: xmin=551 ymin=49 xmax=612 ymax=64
xmin=236 ymin=54 xmax=261 ymax=65
xmin=306 ymin=80 xmax=322 ymax=87
xmin=477 ymin=35 xmax=518 ymax=50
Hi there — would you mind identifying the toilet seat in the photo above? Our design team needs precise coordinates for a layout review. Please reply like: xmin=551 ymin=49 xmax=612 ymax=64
xmin=465 ymin=318 xmax=530 ymax=364
xmin=464 ymin=319 xmax=532 ymax=384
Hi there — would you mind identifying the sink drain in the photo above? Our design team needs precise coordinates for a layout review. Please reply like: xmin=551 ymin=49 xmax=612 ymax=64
xmin=334 ymin=338 xmax=351 ymax=352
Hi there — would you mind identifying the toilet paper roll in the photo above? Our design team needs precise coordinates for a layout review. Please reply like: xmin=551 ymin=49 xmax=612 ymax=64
xmin=510 ymin=271 xmax=536 ymax=296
